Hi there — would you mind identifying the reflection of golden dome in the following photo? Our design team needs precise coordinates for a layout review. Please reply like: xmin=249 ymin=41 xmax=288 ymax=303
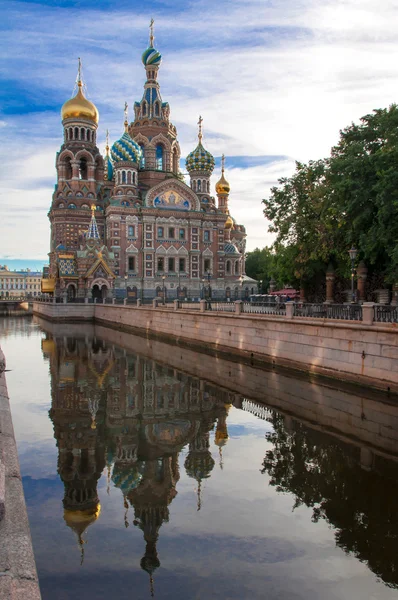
xmin=64 ymin=504 xmax=101 ymax=564
xmin=216 ymin=173 xmax=230 ymax=195
xmin=224 ymin=214 xmax=234 ymax=230
xmin=61 ymin=81 xmax=99 ymax=124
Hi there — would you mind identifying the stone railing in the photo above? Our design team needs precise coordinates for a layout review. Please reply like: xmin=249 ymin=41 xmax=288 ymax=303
xmin=294 ymin=303 xmax=363 ymax=321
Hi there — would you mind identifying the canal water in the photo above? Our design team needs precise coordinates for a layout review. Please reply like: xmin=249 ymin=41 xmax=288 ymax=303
xmin=1 ymin=316 xmax=398 ymax=600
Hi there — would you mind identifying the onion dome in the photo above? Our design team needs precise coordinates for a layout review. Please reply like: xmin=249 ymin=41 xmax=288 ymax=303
xmin=64 ymin=504 xmax=101 ymax=564
xmin=111 ymin=130 xmax=142 ymax=164
xmin=225 ymin=214 xmax=234 ymax=230
xmin=142 ymin=46 xmax=162 ymax=66
xmin=61 ymin=77 xmax=99 ymax=124
xmin=142 ymin=19 xmax=162 ymax=66
xmin=112 ymin=463 xmax=142 ymax=495
xmin=185 ymin=116 xmax=215 ymax=175
xmin=216 ymin=154 xmax=230 ymax=195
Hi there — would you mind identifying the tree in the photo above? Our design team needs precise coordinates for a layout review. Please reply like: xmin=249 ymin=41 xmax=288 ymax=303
xmin=263 ymin=104 xmax=398 ymax=287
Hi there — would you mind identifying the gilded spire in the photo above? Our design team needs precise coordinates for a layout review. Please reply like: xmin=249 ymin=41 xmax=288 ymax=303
xmin=105 ymin=129 xmax=109 ymax=154
xmin=149 ymin=18 xmax=155 ymax=48
xmin=124 ymin=101 xmax=129 ymax=132
xmin=198 ymin=115 xmax=203 ymax=144
xmin=77 ymin=57 xmax=83 ymax=88
xmin=221 ymin=153 xmax=225 ymax=174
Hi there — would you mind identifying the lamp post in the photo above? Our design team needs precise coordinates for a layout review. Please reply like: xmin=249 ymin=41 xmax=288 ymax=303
xmin=162 ymin=274 xmax=166 ymax=305
xmin=201 ymin=278 xmax=205 ymax=300
xmin=124 ymin=275 xmax=128 ymax=300
xmin=348 ymin=246 xmax=357 ymax=303
xmin=177 ymin=268 xmax=181 ymax=300
xmin=206 ymin=271 xmax=211 ymax=299
xmin=239 ymin=274 xmax=244 ymax=300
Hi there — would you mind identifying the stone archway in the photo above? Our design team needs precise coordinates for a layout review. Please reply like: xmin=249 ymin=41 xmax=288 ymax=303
xmin=67 ymin=283 xmax=77 ymax=300
xmin=91 ymin=278 xmax=110 ymax=301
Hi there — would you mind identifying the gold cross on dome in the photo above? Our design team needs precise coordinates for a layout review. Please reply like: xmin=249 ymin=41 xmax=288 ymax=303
xmin=198 ymin=115 xmax=203 ymax=143
xmin=149 ymin=18 xmax=155 ymax=47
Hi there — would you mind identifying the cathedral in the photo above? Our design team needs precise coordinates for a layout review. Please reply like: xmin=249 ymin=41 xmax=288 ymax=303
xmin=45 ymin=23 xmax=249 ymax=301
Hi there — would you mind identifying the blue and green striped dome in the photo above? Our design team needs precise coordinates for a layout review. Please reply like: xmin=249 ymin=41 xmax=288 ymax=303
xmin=142 ymin=46 xmax=162 ymax=67
xmin=186 ymin=142 xmax=215 ymax=175
xmin=111 ymin=131 xmax=142 ymax=164
xmin=112 ymin=463 xmax=142 ymax=494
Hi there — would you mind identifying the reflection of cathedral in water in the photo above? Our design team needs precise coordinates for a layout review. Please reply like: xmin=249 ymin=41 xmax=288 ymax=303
xmin=42 ymin=332 xmax=235 ymax=591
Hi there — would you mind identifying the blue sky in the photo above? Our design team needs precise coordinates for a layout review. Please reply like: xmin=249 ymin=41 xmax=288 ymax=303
xmin=1 ymin=0 xmax=398 ymax=264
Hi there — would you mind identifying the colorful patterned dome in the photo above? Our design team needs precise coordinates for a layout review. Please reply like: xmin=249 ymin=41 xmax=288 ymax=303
xmin=61 ymin=81 xmax=99 ymax=124
xmin=111 ymin=131 xmax=142 ymax=164
xmin=186 ymin=142 xmax=215 ymax=175
xmin=184 ymin=451 xmax=215 ymax=481
xmin=142 ymin=46 xmax=162 ymax=67
xmin=112 ymin=463 xmax=142 ymax=494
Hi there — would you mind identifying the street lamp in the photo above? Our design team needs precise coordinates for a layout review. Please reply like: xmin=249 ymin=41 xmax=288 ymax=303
xmin=239 ymin=274 xmax=244 ymax=300
xmin=201 ymin=278 xmax=205 ymax=300
xmin=162 ymin=274 xmax=166 ymax=305
xmin=348 ymin=246 xmax=357 ymax=303
xmin=124 ymin=275 xmax=128 ymax=301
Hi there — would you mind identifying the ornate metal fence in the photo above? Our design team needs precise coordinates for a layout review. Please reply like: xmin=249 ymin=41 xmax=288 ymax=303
xmin=243 ymin=302 xmax=286 ymax=316
xmin=294 ymin=303 xmax=362 ymax=321
xmin=211 ymin=302 xmax=236 ymax=312
xmin=374 ymin=305 xmax=398 ymax=323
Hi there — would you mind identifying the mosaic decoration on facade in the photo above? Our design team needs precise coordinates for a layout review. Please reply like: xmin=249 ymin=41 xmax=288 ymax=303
xmin=153 ymin=190 xmax=190 ymax=210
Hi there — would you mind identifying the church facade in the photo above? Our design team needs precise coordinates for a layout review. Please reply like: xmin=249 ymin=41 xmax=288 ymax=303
xmin=45 ymin=24 xmax=250 ymax=301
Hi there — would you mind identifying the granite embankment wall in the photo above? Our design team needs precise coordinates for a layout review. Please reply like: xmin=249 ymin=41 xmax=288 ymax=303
xmin=33 ymin=302 xmax=398 ymax=392
xmin=0 ymin=347 xmax=41 ymax=599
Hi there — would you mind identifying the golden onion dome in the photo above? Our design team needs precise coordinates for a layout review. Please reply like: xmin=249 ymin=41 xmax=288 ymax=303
xmin=225 ymin=214 xmax=234 ymax=230
xmin=61 ymin=81 xmax=99 ymax=124
xmin=216 ymin=173 xmax=230 ymax=195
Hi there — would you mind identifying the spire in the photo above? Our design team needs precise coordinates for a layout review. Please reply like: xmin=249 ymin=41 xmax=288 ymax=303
xmin=198 ymin=115 xmax=203 ymax=144
xmin=221 ymin=153 xmax=225 ymax=174
xmin=149 ymin=18 xmax=155 ymax=48
xmin=105 ymin=129 xmax=109 ymax=154
xmin=77 ymin=57 xmax=83 ymax=88
xmin=124 ymin=102 xmax=129 ymax=132
xmin=87 ymin=205 xmax=100 ymax=240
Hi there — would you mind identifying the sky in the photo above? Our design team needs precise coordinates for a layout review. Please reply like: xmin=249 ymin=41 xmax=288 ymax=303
xmin=1 ymin=0 xmax=398 ymax=267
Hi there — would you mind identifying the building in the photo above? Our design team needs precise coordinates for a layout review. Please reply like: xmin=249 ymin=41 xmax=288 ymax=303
xmin=46 ymin=23 xmax=253 ymax=301
xmin=0 ymin=265 xmax=43 ymax=299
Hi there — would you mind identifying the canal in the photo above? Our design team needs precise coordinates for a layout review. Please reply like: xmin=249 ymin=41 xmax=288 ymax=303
xmin=1 ymin=316 xmax=398 ymax=599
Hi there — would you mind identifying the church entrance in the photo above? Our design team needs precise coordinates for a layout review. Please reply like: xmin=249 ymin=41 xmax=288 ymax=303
xmin=67 ymin=284 xmax=76 ymax=301
xmin=92 ymin=284 xmax=107 ymax=301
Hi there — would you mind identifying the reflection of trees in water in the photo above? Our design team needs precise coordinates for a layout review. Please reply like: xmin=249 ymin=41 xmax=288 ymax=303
xmin=261 ymin=412 xmax=398 ymax=588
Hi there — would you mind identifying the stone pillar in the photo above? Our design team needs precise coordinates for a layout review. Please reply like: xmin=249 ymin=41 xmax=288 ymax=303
xmin=123 ymin=298 xmax=127 ymax=306
xmin=285 ymin=301 xmax=295 ymax=319
xmin=174 ymin=299 xmax=180 ymax=311
xmin=112 ymin=298 xmax=116 ymax=305
xmin=137 ymin=299 xmax=142 ymax=307
xmin=200 ymin=299 xmax=206 ymax=312
xmin=71 ymin=160 xmax=79 ymax=180
xmin=152 ymin=298 xmax=159 ymax=308
xmin=357 ymin=261 xmax=368 ymax=302
xmin=362 ymin=302 xmax=375 ymax=326
xmin=325 ymin=264 xmax=335 ymax=304
xmin=235 ymin=300 xmax=243 ymax=314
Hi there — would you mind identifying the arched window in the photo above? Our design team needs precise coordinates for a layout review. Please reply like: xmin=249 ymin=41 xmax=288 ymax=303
xmin=69 ymin=127 xmax=73 ymax=140
xmin=226 ymin=260 xmax=231 ymax=274
xmin=87 ymin=129 xmax=90 ymax=141
xmin=235 ymin=261 xmax=239 ymax=274
xmin=122 ymin=171 xmax=126 ymax=184
xmin=197 ymin=180 xmax=201 ymax=192
xmin=133 ymin=172 xmax=136 ymax=184
xmin=156 ymin=144 xmax=163 ymax=170
xmin=142 ymin=101 xmax=147 ymax=116
xmin=154 ymin=102 xmax=160 ymax=116
xmin=80 ymin=128 xmax=85 ymax=140
xmin=64 ymin=157 xmax=72 ymax=180
xmin=81 ymin=204 xmax=90 ymax=210
xmin=79 ymin=158 xmax=87 ymax=180
xmin=68 ymin=203 xmax=77 ymax=209
xmin=127 ymin=171 xmax=131 ymax=184
xmin=74 ymin=127 xmax=79 ymax=139
xmin=207 ymin=181 xmax=210 ymax=193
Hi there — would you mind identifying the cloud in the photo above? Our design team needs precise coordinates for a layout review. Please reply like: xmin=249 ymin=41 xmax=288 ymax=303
xmin=1 ymin=0 xmax=398 ymax=255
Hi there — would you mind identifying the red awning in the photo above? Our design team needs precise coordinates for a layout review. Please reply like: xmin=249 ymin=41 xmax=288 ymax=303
xmin=270 ymin=288 xmax=299 ymax=297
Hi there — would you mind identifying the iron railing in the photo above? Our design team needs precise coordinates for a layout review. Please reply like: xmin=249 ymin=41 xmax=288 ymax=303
xmin=374 ymin=305 xmax=398 ymax=323
xmin=210 ymin=302 xmax=236 ymax=312
xmin=243 ymin=302 xmax=286 ymax=316
xmin=294 ymin=303 xmax=362 ymax=321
